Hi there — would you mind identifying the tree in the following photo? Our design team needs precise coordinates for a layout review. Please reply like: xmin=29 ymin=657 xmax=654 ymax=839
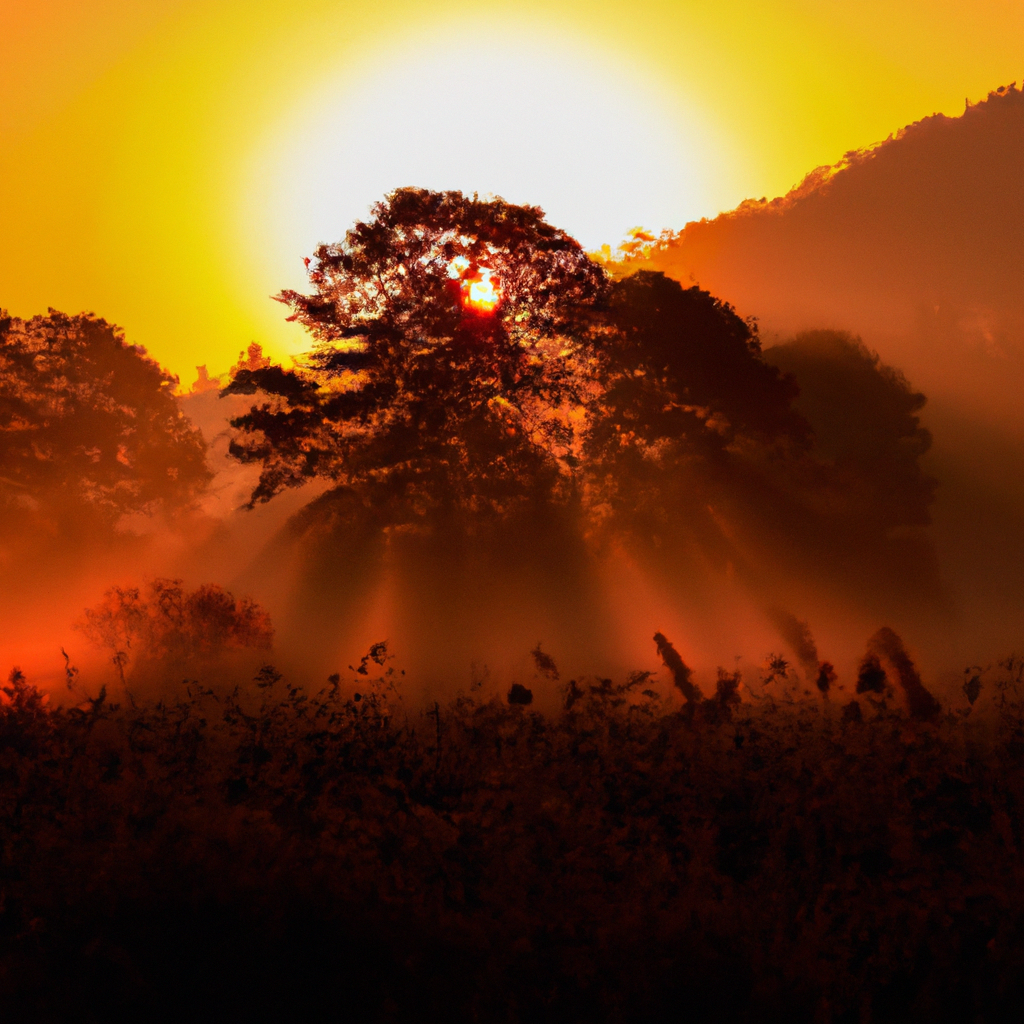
xmin=0 ymin=310 xmax=211 ymax=546
xmin=78 ymin=578 xmax=273 ymax=697
xmin=225 ymin=188 xmax=607 ymax=525
xmin=603 ymin=271 xmax=806 ymax=442
xmin=765 ymin=330 xmax=935 ymax=532
xmin=224 ymin=189 xmax=939 ymax=620
xmin=583 ymin=271 xmax=811 ymax=555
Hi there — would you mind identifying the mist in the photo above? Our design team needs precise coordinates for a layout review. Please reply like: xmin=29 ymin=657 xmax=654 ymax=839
xmin=4 ymin=94 xmax=1022 ymax=714
xmin=622 ymin=84 xmax=1024 ymax=672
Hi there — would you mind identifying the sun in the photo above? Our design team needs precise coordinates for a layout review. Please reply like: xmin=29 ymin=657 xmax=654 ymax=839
xmin=461 ymin=268 xmax=501 ymax=314
xmin=448 ymin=255 xmax=501 ymax=313
xmin=241 ymin=27 xmax=731 ymax=346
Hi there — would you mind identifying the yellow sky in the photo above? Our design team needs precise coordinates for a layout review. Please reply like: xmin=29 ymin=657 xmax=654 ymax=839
xmin=1 ymin=0 xmax=1021 ymax=383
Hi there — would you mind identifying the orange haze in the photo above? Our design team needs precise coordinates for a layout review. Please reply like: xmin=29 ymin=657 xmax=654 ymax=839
xmin=2 ymin=1 xmax=1022 ymax=380
xmin=623 ymin=85 xmax=1024 ymax=663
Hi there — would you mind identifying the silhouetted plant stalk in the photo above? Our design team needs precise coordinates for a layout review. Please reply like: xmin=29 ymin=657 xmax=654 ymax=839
xmin=431 ymin=700 xmax=442 ymax=779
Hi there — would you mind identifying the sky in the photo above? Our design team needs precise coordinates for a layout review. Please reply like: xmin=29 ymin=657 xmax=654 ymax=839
xmin=1 ymin=0 xmax=1021 ymax=383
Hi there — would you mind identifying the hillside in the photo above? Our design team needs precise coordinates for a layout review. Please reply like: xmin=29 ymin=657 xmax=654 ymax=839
xmin=621 ymin=85 xmax=1024 ymax=654
xmin=633 ymin=84 xmax=1024 ymax=423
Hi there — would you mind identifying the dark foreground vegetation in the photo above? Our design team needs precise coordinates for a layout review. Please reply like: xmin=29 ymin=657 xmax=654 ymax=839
xmin=3 ymin=647 xmax=1024 ymax=1024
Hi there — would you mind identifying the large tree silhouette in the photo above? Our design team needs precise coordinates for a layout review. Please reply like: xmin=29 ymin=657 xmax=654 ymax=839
xmin=225 ymin=188 xmax=606 ymax=526
xmin=225 ymin=190 xmax=810 ymax=533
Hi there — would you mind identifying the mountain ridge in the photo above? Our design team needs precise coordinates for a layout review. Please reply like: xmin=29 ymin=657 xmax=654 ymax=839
xmin=625 ymin=83 xmax=1024 ymax=423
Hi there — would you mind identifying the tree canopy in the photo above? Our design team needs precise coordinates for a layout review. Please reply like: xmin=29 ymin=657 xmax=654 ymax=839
xmin=0 ymin=310 xmax=211 ymax=543
xmin=224 ymin=188 xmax=808 ymax=536
xmin=765 ymin=330 xmax=936 ymax=533
xmin=222 ymin=188 xmax=940 ymax=609
xmin=583 ymin=270 xmax=811 ymax=550
xmin=225 ymin=188 xmax=607 ymax=522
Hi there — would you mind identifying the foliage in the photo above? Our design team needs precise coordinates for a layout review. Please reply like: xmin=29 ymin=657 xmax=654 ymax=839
xmin=3 ymin=643 xmax=1024 ymax=1022
xmin=602 ymin=270 xmax=806 ymax=444
xmin=582 ymin=271 xmax=811 ymax=552
xmin=223 ymin=191 xmax=816 ymax=535
xmin=0 ymin=310 xmax=210 ymax=541
xmin=222 ymin=191 xmax=939 ymax=608
xmin=77 ymin=579 xmax=273 ymax=698
xmin=766 ymin=330 xmax=936 ymax=532
xmin=224 ymin=188 xmax=607 ymax=521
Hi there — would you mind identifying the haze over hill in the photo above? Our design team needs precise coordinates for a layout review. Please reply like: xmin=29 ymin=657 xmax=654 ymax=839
xmin=632 ymin=84 xmax=1024 ymax=419
xmin=4 ymin=91 xmax=1023 ymax=696
xmin=621 ymin=84 xmax=1024 ymax=661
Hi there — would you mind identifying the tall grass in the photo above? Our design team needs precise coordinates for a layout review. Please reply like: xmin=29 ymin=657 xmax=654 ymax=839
xmin=2 ymin=645 xmax=1024 ymax=1022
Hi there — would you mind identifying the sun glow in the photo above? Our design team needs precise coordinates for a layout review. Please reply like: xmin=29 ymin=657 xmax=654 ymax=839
xmin=462 ymin=268 xmax=501 ymax=313
xmin=240 ymin=29 xmax=729 ymax=358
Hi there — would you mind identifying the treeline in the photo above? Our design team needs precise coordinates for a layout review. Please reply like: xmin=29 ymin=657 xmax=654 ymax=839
xmin=2 ymin=190 xmax=945 ymax=618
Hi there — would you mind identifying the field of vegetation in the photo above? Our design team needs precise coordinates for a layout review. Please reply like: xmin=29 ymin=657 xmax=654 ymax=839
xmin=3 ymin=634 xmax=1024 ymax=1023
